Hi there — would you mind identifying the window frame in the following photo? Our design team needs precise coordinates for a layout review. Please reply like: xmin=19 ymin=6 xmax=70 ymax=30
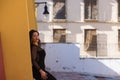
xmin=53 ymin=0 xmax=66 ymax=21
xmin=84 ymin=0 xmax=98 ymax=21
xmin=84 ymin=29 xmax=97 ymax=57
xmin=118 ymin=30 xmax=120 ymax=51
xmin=53 ymin=29 xmax=66 ymax=43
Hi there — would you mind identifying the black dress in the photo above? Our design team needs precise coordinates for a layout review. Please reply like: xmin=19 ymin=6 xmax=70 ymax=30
xmin=31 ymin=44 xmax=56 ymax=80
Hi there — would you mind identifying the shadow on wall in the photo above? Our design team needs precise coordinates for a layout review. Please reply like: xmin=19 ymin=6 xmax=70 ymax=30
xmin=43 ymin=43 xmax=120 ymax=77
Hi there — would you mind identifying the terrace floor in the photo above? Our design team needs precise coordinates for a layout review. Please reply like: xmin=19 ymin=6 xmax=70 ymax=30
xmin=50 ymin=72 xmax=120 ymax=80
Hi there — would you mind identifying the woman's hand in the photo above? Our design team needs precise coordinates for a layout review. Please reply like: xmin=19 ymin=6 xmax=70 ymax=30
xmin=39 ymin=69 xmax=47 ymax=80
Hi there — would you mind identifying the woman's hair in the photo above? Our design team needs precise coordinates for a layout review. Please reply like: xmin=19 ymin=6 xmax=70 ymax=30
xmin=29 ymin=29 xmax=40 ymax=50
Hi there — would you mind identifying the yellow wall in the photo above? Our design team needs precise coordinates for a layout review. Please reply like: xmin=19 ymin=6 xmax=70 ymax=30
xmin=0 ymin=0 xmax=37 ymax=80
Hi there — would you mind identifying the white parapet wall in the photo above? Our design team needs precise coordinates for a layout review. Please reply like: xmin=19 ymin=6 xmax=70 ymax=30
xmin=43 ymin=43 xmax=120 ymax=77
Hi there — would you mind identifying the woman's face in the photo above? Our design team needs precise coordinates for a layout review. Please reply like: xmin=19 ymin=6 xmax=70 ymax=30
xmin=32 ymin=32 xmax=39 ymax=43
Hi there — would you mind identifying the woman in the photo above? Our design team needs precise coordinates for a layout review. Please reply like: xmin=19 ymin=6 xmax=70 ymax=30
xmin=29 ymin=29 xmax=56 ymax=80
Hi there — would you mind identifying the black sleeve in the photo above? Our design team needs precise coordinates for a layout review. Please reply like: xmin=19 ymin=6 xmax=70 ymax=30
xmin=31 ymin=46 xmax=41 ymax=70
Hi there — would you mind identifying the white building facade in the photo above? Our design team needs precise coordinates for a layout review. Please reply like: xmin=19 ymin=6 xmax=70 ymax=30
xmin=35 ymin=0 xmax=120 ymax=77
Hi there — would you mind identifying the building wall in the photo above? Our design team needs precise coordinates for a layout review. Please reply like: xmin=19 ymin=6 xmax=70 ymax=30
xmin=38 ymin=22 xmax=120 ymax=58
xmin=0 ymin=0 xmax=37 ymax=80
xmin=36 ymin=0 xmax=118 ymax=22
xmin=36 ymin=0 xmax=120 ymax=76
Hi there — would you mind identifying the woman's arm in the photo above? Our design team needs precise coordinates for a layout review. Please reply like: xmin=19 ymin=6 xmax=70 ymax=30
xmin=31 ymin=46 xmax=47 ymax=79
xmin=31 ymin=46 xmax=41 ymax=70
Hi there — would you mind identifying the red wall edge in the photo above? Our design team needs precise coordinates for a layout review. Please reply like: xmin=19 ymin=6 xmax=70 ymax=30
xmin=0 ymin=34 xmax=5 ymax=80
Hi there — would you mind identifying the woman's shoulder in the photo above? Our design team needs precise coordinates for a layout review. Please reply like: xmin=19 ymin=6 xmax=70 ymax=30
xmin=31 ymin=44 xmax=38 ymax=50
xmin=32 ymin=44 xmax=44 ymax=51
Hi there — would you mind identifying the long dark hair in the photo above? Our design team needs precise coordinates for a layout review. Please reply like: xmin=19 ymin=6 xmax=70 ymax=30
xmin=29 ymin=29 xmax=41 ymax=51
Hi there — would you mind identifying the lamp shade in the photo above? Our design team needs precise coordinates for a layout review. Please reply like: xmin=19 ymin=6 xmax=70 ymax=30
xmin=43 ymin=4 xmax=49 ymax=15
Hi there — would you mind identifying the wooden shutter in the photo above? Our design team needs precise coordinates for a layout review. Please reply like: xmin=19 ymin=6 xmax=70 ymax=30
xmin=118 ymin=30 xmax=120 ymax=50
xmin=53 ymin=29 xmax=66 ymax=42
xmin=118 ymin=0 xmax=120 ymax=20
xmin=53 ymin=0 xmax=66 ymax=19
xmin=84 ymin=29 xmax=97 ymax=57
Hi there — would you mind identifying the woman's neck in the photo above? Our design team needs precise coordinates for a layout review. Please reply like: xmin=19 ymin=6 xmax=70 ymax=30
xmin=33 ymin=42 xmax=38 ymax=46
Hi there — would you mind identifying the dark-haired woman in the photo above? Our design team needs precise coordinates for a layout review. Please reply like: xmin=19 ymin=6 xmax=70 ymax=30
xmin=29 ymin=29 xmax=56 ymax=80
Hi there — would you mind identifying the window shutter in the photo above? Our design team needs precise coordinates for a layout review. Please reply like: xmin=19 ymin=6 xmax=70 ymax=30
xmin=53 ymin=0 xmax=66 ymax=19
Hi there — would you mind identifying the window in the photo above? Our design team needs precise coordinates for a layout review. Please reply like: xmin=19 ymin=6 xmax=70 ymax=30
xmin=118 ymin=0 xmax=120 ymax=20
xmin=84 ymin=0 xmax=98 ymax=20
xmin=83 ymin=29 xmax=119 ymax=58
xmin=53 ymin=0 xmax=66 ymax=20
xmin=84 ymin=29 xmax=97 ymax=56
xmin=53 ymin=29 xmax=66 ymax=42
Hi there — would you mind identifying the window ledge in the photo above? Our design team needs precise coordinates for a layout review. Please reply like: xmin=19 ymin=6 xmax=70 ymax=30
xmin=37 ymin=20 xmax=120 ymax=24
xmin=85 ymin=19 xmax=98 ymax=22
